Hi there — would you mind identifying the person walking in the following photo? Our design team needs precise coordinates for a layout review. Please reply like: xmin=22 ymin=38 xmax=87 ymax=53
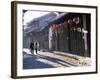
xmin=30 ymin=42 xmax=34 ymax=55
xmin=34 ymin=41 xmax=39 ymax=54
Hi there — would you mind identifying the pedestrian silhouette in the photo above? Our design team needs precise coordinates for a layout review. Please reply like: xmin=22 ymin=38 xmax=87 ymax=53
xmin=30 ymin=42 xmax=34 ymax=55
xmin=34 ymin=41 xmax=39 ymax=54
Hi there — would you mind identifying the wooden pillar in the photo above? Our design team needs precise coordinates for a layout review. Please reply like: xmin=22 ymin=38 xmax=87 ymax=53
xmin=83 ymin=15 xmax=88 ymax=57
xmin=49 ymin=27 xmax=53 ymax=50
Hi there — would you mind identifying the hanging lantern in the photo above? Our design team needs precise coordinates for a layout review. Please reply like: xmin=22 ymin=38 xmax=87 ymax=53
xmin=54 ymin=24 xmax=57 ymax=31
xmin=68 ymin=19 xmax=73 ymax=25
xmin=59 ymin=23 xmax=63 ymax=29
xmin=51 ymin=24 xmax=59 ymax=32
xmin=56 ymin=24 xmax=59 ymax=29
xmin=57 ymin=24 xmax=60 ymax=29
xmin=73 ymin=17 xmax=80 ymax=24
xmin=63 ymin=21 xmax=68 ymax=27
xmin=50 ymin=25 xmax=53 ymax=31
xmin=64 ymin=21 xmax=68 ymax=25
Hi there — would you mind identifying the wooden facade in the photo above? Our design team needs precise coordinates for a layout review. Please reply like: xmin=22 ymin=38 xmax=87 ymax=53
xmin=49 ymin=13 xmax=91 ymax=57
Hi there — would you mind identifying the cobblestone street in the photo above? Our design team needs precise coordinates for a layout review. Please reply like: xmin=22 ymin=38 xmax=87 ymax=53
xmin=23 ymin=49 xmax=91 ymax=69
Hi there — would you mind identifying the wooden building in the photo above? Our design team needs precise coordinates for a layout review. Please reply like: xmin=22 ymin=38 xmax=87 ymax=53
xmin=49 ymin=13 xmax=91 ymax=57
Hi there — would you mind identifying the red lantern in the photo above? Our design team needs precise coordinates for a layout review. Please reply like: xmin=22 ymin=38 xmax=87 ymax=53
xmin=57 ymin=24 xmax=60 ymax=29
xmin=64 ymin=21 xmax=68 ymax=25
xmin=73 ymin=17 xmax=80 ymax=24
xmin=56 ymin=24 xmax=59 ymax=29
xmin=51 ymin=24 xmax=58 ymax=32
xmin=63 ymin=21 xmax=68 ymax=27
xmin=68 ymin=19 xmax=73 ymax=25
xmin=58 ymin=23 xmax=63 ymax=29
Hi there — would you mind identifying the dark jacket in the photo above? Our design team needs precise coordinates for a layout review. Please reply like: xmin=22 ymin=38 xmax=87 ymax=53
xmin=30 ymin=42 xmax=34 ymax=50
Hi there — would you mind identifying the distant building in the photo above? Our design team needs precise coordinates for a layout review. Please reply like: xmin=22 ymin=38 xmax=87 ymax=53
xmin=23 ymin=12 xmax=59 ymax=49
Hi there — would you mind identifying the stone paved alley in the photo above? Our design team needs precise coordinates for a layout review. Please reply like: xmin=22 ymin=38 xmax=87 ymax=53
xmin=23 ymin=49 xmax=91 ymax=69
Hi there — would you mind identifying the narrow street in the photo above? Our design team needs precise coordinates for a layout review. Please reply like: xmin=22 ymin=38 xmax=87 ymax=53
xmin=23 ymin=49 xmax=91 ymax=69
xmin=23 ymin=12 xmax=91 ymax=70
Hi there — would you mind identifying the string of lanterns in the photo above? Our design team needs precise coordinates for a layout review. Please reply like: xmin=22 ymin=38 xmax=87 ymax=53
xmin=51 ymin=17 xmax=80 ymax=32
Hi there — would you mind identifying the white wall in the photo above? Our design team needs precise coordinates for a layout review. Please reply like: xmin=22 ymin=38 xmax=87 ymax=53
xmin=0 ymin=0 xmax=100 ymax=80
